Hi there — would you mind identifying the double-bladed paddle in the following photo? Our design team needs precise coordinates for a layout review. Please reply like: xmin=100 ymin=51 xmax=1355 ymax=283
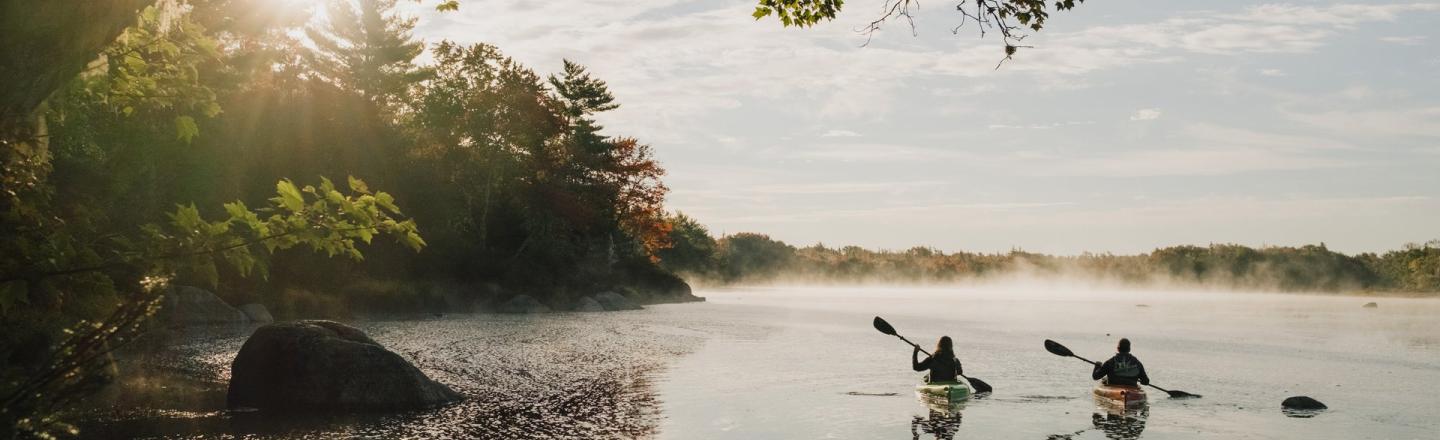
xmin=873 ymin=316 xmax=993 ymax=394
xmin=1043 ymin=339 xmax=1201 ymax=398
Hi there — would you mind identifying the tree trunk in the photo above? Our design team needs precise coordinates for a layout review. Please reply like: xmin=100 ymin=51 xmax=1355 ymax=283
xmin=0 ymin=0 xmax=157 ymax=126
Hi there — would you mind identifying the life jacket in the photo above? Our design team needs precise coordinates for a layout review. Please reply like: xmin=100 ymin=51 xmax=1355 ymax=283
xmin=1110 ymin=353 xmax=1141 ymax=379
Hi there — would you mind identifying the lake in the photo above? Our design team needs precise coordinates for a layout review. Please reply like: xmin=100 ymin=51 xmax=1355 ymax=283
xmin=80 ymin=285 xmax=1440 ymax=439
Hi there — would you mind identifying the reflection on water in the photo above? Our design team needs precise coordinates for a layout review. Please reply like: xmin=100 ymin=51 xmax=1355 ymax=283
xmin=1281 ymin=408 xmax=1325 ymax=419
xmin=1045 ymin=405 xmax=1147 ymax=440
xmin=1091 ymin=405 xmax=1148 ymax=440
xmin=911 ymin=408 xmax=963 ymax=440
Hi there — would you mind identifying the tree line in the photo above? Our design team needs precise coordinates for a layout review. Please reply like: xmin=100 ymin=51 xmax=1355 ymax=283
xmin=660 ymin=213 xmax=1440 ymax=294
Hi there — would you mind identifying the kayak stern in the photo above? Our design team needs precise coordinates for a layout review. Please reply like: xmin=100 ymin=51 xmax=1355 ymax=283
xmin=916 ymin=380 xmax=972 ymax=403
xmin=1093 ymin=383 xmax=1147 ymax=408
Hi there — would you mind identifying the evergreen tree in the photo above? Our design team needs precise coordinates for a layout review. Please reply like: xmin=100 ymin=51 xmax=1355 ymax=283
xmin=548 ymin=60 xmax=618 ymax=152
xmin=305 ymin=0 xmax=426 ymax=110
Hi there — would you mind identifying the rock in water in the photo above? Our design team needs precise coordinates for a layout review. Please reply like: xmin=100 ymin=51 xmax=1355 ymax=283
xmin=159 ymin=286 xmax=248 ymax=326
xmin=1362 ymin=302 xmax=1378 ymax=308
xmin=227 ymin=320 xmax=460 ymax=411
xmin=1282 ymin=396 xmax=1327 ymax=410
xmin=238 ymin=303 xmax=274 ymax=323
xmin=496 ymin=295 xmax=551 ymax=314
xmin=575 ymin=296 xmax=606 ymax=312
xmin=594 ymin=291 xmax=642 ymax=311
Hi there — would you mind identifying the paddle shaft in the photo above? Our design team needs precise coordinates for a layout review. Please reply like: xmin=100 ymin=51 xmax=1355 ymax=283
xmin=896 ymin=335 xmax=929 ymax=356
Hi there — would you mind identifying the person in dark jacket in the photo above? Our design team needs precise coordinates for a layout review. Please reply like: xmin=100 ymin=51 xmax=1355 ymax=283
xmin=913 ymin=336 xmax=963 ymax=383
xmin=1092 ymin=338 xmax=1149 ymax=386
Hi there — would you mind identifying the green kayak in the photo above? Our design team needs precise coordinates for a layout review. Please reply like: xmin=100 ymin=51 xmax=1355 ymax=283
xmin=915 ymin=380 xmax=971 ymax=403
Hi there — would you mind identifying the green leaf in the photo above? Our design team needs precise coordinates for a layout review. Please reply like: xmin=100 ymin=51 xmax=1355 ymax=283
xmin=275 ymin=180 xmax=305 ymax=212
xmin=175 ymin=116 xmax=200 ymax=142
xmin=347 ymin=176 xmax=371 ymax=194
xmin=170 ymin=204 xmax=204 ymax=230
xmin=374 ymin=192 xmax=400 ymax=214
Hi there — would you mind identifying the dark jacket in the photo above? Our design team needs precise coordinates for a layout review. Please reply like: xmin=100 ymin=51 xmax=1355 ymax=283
xmin=1092 ymin=353 xmax=1149 ymax=386
xmin=913 ymin=350 xmax=963 ymax=383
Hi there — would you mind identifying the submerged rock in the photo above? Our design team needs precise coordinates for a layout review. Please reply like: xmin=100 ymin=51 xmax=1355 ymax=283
xmin=238 ymin=303 xmax=274 ymax=323
xmin=1282 ymin=396 xmax=1327 ymax=410
xmin=159 ymin=286 xmax=248 ymax=326
xmin=496 ymin=294 xmax=551 ymax=314
xmin=227 ymin=320 xmax=460 ymax=411
xmin=1362 ymin=302 xmax=1378 ymax=308
xmin=594 ymin=291 xmax=642 ymax=311
xmin=575 ymin=296 xmax=606 ymax=312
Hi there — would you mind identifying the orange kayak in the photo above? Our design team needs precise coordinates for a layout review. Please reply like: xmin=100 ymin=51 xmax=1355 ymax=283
xmin=1093 ymin=384 xmax=1147 ymax=407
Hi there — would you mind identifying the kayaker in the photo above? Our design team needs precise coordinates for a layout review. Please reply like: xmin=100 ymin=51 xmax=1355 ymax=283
xmin=1091 ymin=338 xmax=1149 ymax=386
xmin=913 ymin=336 xmax=963 ymax=383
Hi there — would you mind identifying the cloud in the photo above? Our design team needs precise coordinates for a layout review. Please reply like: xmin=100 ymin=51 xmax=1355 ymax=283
xmin=1055 ymin=2 xmax=1440 ymax=57
xmin=987 ymin=121 xmax=1095 ymax=130
xmin=1259 ymin=68 xmax=1286 ymax=77
xmin=1379 ymin=35 xmax=1427 ymax=45
xmin=1283 ymin=106 xmax=1440 ymax=137
xmin=1014 ymin=148 xmax=1350 ymax=177
xmin=1230 ymin=3 xmax=1440 ymax=27
xmin=705 ymin=200 xmax=1078 ymax=224
xmin=785 ymin=143 xmax=971 ymax=163
xmin=821 ymin=129 xmax=861 ymax=137
xmin=1129 ymin=108 xmax=1162 ymax=121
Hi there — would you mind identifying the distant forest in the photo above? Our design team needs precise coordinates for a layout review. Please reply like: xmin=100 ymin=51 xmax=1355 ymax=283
xmin=659 ymin=214 xmax=1440 ymax=294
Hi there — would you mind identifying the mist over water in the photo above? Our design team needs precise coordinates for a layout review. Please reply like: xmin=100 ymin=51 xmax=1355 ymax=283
xmin=656 ymin=285 xmax=1440 ymax=439
xmin=80 ymin=285 xmax=1439 ymax=439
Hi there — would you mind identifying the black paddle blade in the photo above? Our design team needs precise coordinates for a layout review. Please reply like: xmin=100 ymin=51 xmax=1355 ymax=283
xmin=873 ymin=316 xmax=897 ymax=336
xmin=1044 ymin=339 xmax=1074 ymax=357
xmin=1166 ymin=390 xmax=1201 ymax=399
xmin=966 ymin=377 xmax=993 ymax=394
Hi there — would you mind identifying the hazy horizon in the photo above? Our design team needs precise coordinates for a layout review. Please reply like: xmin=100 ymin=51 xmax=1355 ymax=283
xmin=401 ymin=0 xmax=1440 ymax=255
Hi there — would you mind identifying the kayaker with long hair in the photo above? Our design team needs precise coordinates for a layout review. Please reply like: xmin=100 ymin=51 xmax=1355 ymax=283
xmin=1092 ymin=338 xmax=1149 ymax=386
xmin=913 ymin=336 xmax=963 ymax=383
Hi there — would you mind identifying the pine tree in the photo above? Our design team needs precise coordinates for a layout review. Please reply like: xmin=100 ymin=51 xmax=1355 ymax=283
xmin=548 ymin=60 xmax=618 ymax=153
xmin=305 ymin=0 xmax=426 ymax=109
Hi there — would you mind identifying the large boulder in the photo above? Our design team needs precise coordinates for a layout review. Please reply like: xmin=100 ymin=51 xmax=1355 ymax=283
xmin=594 ymin=291 xmax=642 ymax=311
xmin=227 ymin=320 xmax=460 ymax=411
xmin=238 ymin=303 xmax=274 ymax=323
xmin=496 ymin=294 xmax=551 ymax=314
xmin=1282 ymin=396 xmax=1327 ymax=410
xmin=159 ymin=286 xmax=248 ymax=326
xmin=628 ymin=267 xmax=705 ymax=304
xmin=575 ymin=296 xmax=606 ymax=312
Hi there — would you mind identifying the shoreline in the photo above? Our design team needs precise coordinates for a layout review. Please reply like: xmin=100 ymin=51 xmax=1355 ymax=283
xmin=685 ymin=281 xmax=1439 ymax=299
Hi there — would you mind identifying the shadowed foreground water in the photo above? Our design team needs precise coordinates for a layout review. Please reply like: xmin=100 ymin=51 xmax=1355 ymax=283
xmin=78 ymin=286 xmax=1440 ymax=439
xmin=78 ymin=312 xmax=745 ymax=439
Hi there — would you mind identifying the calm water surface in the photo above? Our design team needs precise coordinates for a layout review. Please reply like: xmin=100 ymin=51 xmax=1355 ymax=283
xmin=658 ymin=287 xmax=1440 ymax=440
xmin=82 ymin=286 xmax=1440 ymax=439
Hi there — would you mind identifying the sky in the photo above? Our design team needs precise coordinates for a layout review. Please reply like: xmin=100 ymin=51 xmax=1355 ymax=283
xmin=400 ymin=0 xmax=1440 ymax=255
